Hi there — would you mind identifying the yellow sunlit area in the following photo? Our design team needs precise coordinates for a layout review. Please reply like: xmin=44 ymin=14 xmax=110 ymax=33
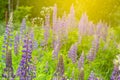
xmin=0 ymin=0 xmax=120 ymax=80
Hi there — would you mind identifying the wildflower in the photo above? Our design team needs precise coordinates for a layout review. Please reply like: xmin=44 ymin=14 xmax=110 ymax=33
xmin=78 ymin=52 xmax=84 ymax=80
xmin=52 ymin=43 xmax=60 ymax=58
xmin=14 ymin=33 xmax=20 ymax=55
xmin=88 ymin=71 xmax=95 ymax=80
xmin=111 ymin=54 xmax=120 ymax=80
xmin=53 ymin=55 xmax=66 ymax=80
xmin=78 ymin=52 xmax=84 ymax=70
xmin=87 ymin=35 xmax=99 ymax=61
xmin=2 ymin=14 xmax=15 ymax=79
xmin=2 ymin=49 xmax=15 ymax=79
xmin=78 ymin=13 xmax=88 ymax=36
xmin=56 ymin=55 xmax=64 ymax=77
xmin=20 ymin=18 xmax=26 ymax=41
xmin=17 ymin=33 xmax=36 ymax=80
xmin=69 ymin=4 xmax=76 ymax=28
xmin=68 ymin=43 xmax=78 ymax=63
xmin=78 ymin=68 xmax=84 ymax=80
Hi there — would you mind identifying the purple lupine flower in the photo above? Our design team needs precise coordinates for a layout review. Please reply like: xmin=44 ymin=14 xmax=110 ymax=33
xmin=2 ymin=27 xmax=10 ymax=59
xmin=14 ymin=33 xmax=20 ymax=55
xmin=96 ymin=21 xmax=102 ymax=38
xmin=78 ymin=13 xmax=88 ymax=36
xmin=17 ymin=33 xmax=36 ymax=80
xmin=52 ymin=17 xmax=62 ymax=58
xmin=55 ymin=55 xmax=64 ymax=78
xmin=53 ymin=11 xmax=67 ymax=47
xmin=88 ymin=21 xmax=95 ymax=36
xmin=52 ymin=42 xmax=60 ymax=59
xmin=92 ymin=35 xmax=100 ymax=54
xmin=78 ymin=13 xmax=88 ymax=43
xmin=53 ymin=4 xmax=57 ymax=31
xmin=29 ymin=29 xmax=38 ymax=50
xmin=57 ymin=14 xmax=68 ymax=45
xmin=33 ymin=40 xmax=38 ymax=50
xmin=2 ymin=49 xmax=15 ymax=79
xmin=78 ymin=68 xmax=84 ymax=80
xmin=69 ymin=4 xmax=76 ymax=28
xmin=61 ymin=12 xmax=68 ymax=40
xmin=101 ymin=23 xmax=108 ymax=42
xmin=111 ymin=54 xmax=120 ymax=80
xmin=2 ymin=16 xmax=15 ymax=79
xmin=87 ymin=48 xmax=95 ymax=61
xmin=68 ymin=43 xmax=78 ymax=63
xmin=88 ymin=71 xmax=95 ymax=80
xmin=78 ymin=51 xmax=84 ymax=70
xmin=20 ymin=18 xmax=26 ymax=41
xmin=52 ymin=4 xmax=58 ymax=47
xmin=20 ymin=18 xmax=26 ymax=33
xmin=111 ymin=65 xmax=119 ymax=80
xmin=52 ymin=7 xmax=65 ymax=48
xmin=29 ymin=29 xmax=34 ymax=41
xmin=78 ymin=52 xmax=84 ymax=80
xmin=57 ymin=55 xmax=64 ymax=76
xmin=52 ymin=55 xmax=65 ymax=80
xmin=87 ymin=35 xmax=99 ymax=61
xmin=56 ymin=17 xmax=65 ymax=46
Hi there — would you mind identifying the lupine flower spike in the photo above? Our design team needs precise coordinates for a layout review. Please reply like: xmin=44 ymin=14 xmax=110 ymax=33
xmin=53 ymin=55 xmax=66 ymax=80
xmin=20 ymin=18 xmax=26 ymax=41
xmin=68 ymin=43 xmax=78 ymax=63
xmin=2 ymin=13 xmax=15 ymax=79
xmin=87 ymin=35 xmax=99 ymax=62
xmin=17 ymin=33 xmax=36 ymax=80
xmin=88 ymin=71 xmax=95 ymax=80
xmin=111 ymin=54 xmax=120 ymax=80
xmin=14 ymin=33 xmax=20 ymax=55
xmin=78 ymin=51 xmax=84 ymax=80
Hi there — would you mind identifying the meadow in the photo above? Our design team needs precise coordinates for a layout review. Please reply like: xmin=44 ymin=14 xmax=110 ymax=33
xmin=0 ymin=2 xmax=120 ymax=80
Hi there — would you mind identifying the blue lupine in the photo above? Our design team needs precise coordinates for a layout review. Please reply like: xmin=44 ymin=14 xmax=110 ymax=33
xmin=111 ymin=54 xmax=120 ymax=80
xmin=88 ymin=71 xmax=95 ymax=80
xmin=29 ymin=29 xmax=38 ymax=50
xmin=33 ymin=40 xmax=38 ymax=50
xmin=2 ymin=49 xmax=15 ymax=79
xmin=14 ymin=33 xmax=20 ymax=55
xmin=17 ymin=33 xmax=36 ymax=80
xmin=101 ymin=23 xmax=108 ymax=42
xmin=20 ymin=18 xmax=26 ymax=41
xmin=69 ymin=4 xmax=76 ymax=28
xmin=52 ymin=4 xmax=58 ymax=48
xmin=87 ymin=35 xmax=99 ymax=61
xmin=78 ymin=13 xmax=88 ymax=36
xmin=78 ymin=52 xmax=84 ymax=80
xmin=2 ymin=16 xmax=15 ymax=79
xmin=56 ymin=55 xmax=64 ymax=77
xmin=53 ymin=55 xmax=65 ymax=80
xmin=79 ymin=68 xmax=84 ymax=80
xmin=111 ymin=65 xmax=120 ymax=80
xmin=68 ymin=43 xmax=78 ymax=63
xmin=52 ymin=35 xmax=61 ymax=58
xmin=78 ymin=51 xmax=84 ymax=70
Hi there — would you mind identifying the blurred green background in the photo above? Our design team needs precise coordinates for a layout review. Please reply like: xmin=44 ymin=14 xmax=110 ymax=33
xmin=0 ymin=0 xmax=120 ymax=26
